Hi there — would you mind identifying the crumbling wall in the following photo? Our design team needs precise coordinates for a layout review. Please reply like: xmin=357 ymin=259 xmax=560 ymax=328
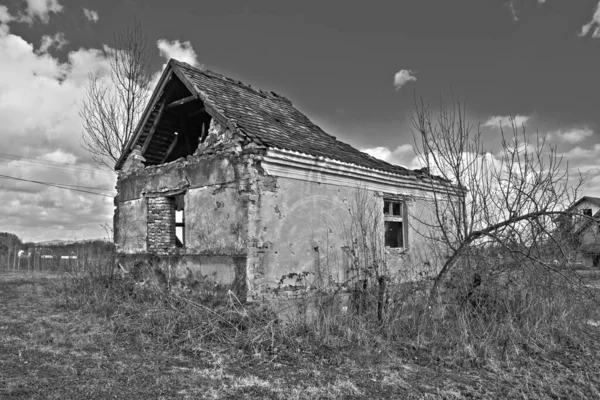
xmin=387 ymin=199 xmax=440 ymax=281
xmin=147 ymin=196 xmax=176 ymax=253
xmin=247 ymin=175 xmax=441 ymax=297
xmin=248 ymin=177 xmax=350 ymax=293
xmin=579 ymin=223 xmax=600 ymax=247
xmin=114 ymin=120 xmax=443 ymax=300
xmin=185 ymin=186 xmax=247 ymax=254
xmin=114 ymin=198 xmax=147 ymax=253
xmin=114 ymin=120 xmax=259 ymax=298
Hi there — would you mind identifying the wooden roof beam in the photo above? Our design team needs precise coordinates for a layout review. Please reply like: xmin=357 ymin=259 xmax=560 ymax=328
xmin=140 ymin=100 xmax=167 ymax=155
xmin=187 ymin=107 xmax=207 ymax=117
xmin=140 ymin=80 xmax=181 ymax=156
xmin=160 ymin=135 xmax=179 ymax=164
xmin=166 ymin=95 xmax=197 ymax=110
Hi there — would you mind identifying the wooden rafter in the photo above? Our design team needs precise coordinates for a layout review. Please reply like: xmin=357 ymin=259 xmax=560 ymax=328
xmin=125 ymin=71 xmax=172 ymax=153
xmin=140 ymin=99 xmax=168 ymax=155
xmin=187 ymin=107 xmax=206 ymax=117
xmin=180 ymin=114 xmax=192 ymax=154
xmin=200 ymin=122 xmax=207 ymax=143
xmin=171 ymin=67 xmax=198 ymax=96
xmin=160 ymin=135 xmax=179 ymax=164
xmin=166 ymin=95 xmax=197 ymax=109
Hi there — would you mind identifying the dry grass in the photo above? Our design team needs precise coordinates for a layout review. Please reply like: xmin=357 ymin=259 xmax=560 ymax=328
xmin=1 ymin=268 xmax=600 ymax=399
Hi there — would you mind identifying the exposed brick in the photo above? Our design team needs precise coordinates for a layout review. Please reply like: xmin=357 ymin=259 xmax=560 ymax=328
xmin=147 ymin=196 xmax=176 ymax=254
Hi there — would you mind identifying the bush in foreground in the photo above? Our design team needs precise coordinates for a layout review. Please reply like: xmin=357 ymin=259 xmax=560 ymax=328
xmin=54 ymin=256 xmax=600 ymax=371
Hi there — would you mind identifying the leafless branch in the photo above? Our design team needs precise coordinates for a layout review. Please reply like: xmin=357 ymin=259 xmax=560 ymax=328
xmin=80 ymin=21 xmax=152 ymax=170
xmin=409 ymin=94 xmax=584 ymax=297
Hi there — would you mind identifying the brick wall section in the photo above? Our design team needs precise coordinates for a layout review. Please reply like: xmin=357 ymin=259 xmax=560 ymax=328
xmin=147 ymin=196 xmax=176 ymax=254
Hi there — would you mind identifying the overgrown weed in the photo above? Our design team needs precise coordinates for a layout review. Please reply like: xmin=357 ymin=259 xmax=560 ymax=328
xmin=53 ymin=257 xmax=600 ymax=372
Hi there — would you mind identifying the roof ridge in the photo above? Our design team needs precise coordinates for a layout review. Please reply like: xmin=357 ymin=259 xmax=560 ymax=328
xmin=171 ymin=59 xmax=293 ymax=105
xmin=568 ymin=195 xmax=600 ymax=211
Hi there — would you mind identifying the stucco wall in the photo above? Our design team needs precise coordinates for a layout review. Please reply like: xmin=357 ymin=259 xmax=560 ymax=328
xmin=115 ymin=152 xmax=253 ymax=255
xmin=117 ymin=156 xmax=237 ymax=202
xmin=115 ymin=199 xmax=147 ymax=254
xmin=400 ymin=199 xmax=446 ymax=280
xmin=115 ymin=146 xmax=445 ymax=300
xmin=249 ymin=176 xmax=440 ymax=290
xmin=251 ymin=178 xmax=350 ymax=289
xmin=185 ymin=186 xmax=247 ymax=255
xmin=114 ymin=149 xmax=258 ymax=299
xmin=575 ymin=200 xmax=600 ymax=216
xmin=580 ymin=224 xmax=599 ymax=246
xmin=571 ymin=200 xmax=600 ymax=232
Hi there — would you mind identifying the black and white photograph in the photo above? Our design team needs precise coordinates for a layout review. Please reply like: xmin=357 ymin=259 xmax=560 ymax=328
xmin=1 ymin=0 xmax=600 ymax=398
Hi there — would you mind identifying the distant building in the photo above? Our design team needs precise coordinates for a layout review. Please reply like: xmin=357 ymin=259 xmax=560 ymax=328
xmin=560 ymin=196 xmax=600 ymax=267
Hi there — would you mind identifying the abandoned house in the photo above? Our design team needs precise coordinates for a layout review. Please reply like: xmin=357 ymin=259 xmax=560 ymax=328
xmin=114 ymin=59 xmax=451 ymax=300
xmin=560 ymin=196 xmax=600 ymax=268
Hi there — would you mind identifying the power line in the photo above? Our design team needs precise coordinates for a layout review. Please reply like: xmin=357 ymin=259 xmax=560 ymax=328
xmin=0 ymin=152 xmax=116 ymax=177
xmin=0 ymin=174 xmax=115 ymax=197
xmin=0 ymin=155 xmax=116 ymax=177
xmin=44 ymin=182 xmax=116 ymax=192
xmin=0 ymin=168 xmax=116 ymax=191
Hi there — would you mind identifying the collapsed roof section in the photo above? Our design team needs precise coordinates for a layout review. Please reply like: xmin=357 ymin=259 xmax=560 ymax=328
xmin=116 ymin=59 xmax=431 ymax=180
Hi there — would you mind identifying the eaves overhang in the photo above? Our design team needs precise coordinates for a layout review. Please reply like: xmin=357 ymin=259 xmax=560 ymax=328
xmin=261 ymin=147 xmax=463 ymax=198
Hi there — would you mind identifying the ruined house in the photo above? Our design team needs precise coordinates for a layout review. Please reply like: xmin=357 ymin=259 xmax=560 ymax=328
xmin=560 ymin=196 xmax=600 ymax=267
xmin=114 ymin=59 xmax=450 ymax=300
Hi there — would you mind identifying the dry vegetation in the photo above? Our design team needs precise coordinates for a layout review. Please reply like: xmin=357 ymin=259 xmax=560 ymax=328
xmin=4 ymin=96 xmax=600 ymax=398
xmin=1 ymin=260 xmax=600 ymax=399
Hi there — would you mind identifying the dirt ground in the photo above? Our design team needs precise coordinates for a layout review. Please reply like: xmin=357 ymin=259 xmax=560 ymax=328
xmin=1 ymin=271 xmax=600 ymax=399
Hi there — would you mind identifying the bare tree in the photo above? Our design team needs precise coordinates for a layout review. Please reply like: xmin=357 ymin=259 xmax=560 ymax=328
xmin=80 ymin=22 xmax=152 ymax=170
xmin=409 ymin=96 xmax=583 ymax=297
xmin=342 ymin=187 xmax=389 ymax=321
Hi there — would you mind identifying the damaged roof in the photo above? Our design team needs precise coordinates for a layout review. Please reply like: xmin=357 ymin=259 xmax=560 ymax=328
xmin=116 ymin=59 xmax=426 ymax=179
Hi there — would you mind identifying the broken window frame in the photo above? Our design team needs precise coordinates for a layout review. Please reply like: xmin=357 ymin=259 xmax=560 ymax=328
xmin=173 ymin=194 xmax=185 ymax=248
xmin=383 ymin=199 xmax=407 ymax=249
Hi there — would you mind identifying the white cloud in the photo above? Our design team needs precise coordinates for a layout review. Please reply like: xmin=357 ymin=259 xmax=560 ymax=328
xmin=0 ymin=5 xmax=14 ymax=24
xmin=547 ymin=127 xmax=594 ymax=144
xmin=39 ymin=149 xmax=77 ymax=164
xmin=558 ymin=144 xmax=600 ymax=196
xmin=0 ymin=20 xmax=209 ymax=241
xmin=368 ymin=146 xmax=506 ymax=193
xmin=82 ymin=8 xmax=98 ymax=23
xmin=483 ymin=115 xmax=530 ymax=129
xmin=393 ymin=69 xmax=417 ymax=90
xmin=157 ymin=39 xmax=199 ymax=66
xmin=580 ymin=1 xmax=600 ymax=38
xmin=508 ymin=1 xmax=518 ymax=22
xmin=38 ymin=32 xmax=67 ymax=53
xmin=19 ymin=0 xmax=63 ymax=24
xmin=507 ymin=0 xmax=547 ymax=23
xmin=0 ymin=22 xmax=116 ymax=241
xmin=368 ymin=123 xmax=600 ymax=199
xmin=0 ymin=156 xmax=115 ymax=241
xmin=361 ymin=144 xmax=417 ymax=168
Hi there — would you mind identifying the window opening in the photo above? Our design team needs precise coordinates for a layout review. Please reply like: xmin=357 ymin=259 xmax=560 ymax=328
xmin=384 ymin=200 xmax=405 ymax=248
xmin=583 ymin=208 xmax=592 ymax=217
xmin=174 ymin=194 xmax=185 ymax=248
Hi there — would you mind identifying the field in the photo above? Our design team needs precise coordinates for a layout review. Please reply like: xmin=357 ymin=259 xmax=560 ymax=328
xmin=1 ymin=270 xmax=600 ymax=399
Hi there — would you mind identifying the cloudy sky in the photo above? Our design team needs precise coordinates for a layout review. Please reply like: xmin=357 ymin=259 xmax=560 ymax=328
xmin=1 ymin=0 xmax=600 ymax=242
